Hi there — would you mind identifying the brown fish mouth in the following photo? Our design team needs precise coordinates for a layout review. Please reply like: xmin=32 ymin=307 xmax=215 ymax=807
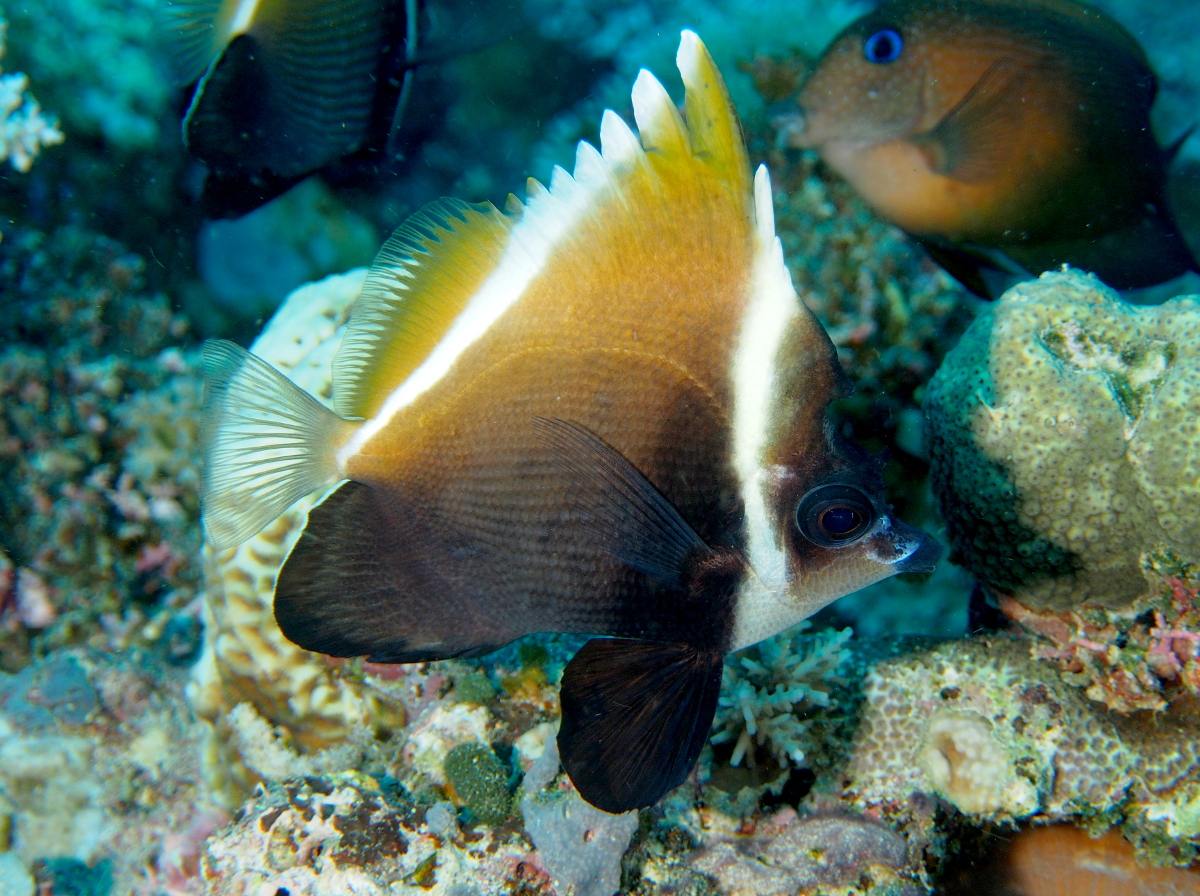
xmin=771 ymin=109 xmax=809 ymax=148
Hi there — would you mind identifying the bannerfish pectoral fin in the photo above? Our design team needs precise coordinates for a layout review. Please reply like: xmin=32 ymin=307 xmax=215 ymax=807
xmin=557 ymin=638 xmax=725 ymax=814
xmin=274 ymin=479 xmax=516 ymax=662
xmin=914 ymin=56 xmax=1027 ymax=184
xmin=201 ymin=339 xmax=355 ymax=550
xmin=533 ymin=417 xmax=710 ymax=589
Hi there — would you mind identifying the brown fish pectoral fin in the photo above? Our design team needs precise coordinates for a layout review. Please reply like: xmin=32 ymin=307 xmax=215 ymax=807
xmin=532 ymin=417 xmax=710 ymax=588
xmin=557 ymin=638 xmax=724 ymax=813
xmin=915 ymin=56 xmax=1026 ymax=184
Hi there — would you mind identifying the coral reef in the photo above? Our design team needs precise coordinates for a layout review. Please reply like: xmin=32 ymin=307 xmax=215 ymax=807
xmin=840 ymin=634 xmax=1200 ymax=866
xmin=690 ymin=810 xmax=921 ymax=896
xmin=1 ymin=0 xmax=169 ymax=153
xmin=0 ymin=225 xmax=203 ymax=673
xmin=188 ymin=269 xmax=410 ymax=806
xmin=926 ymin=270 xmax=1200 ymax=611
xmin=0 ymin=16 xmax=61 ymax=173
xmin=710 ymin=623 xmax=852 ymax=775
xmin=0 ymin=648 xmax=223 ymax=894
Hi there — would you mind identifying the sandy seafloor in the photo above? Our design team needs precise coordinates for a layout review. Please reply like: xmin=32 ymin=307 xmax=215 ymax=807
xmin=3 ymin=0 xmax=1200 ymax=894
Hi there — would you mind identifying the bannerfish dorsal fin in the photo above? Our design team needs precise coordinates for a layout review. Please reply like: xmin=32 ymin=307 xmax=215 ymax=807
xmin=558 ymin=638 xmax=725 ymax=813
xmin=328 ymin=29 xmax=761 ymax=431
xmin=333 ymin=198 xmax=514 ymax=421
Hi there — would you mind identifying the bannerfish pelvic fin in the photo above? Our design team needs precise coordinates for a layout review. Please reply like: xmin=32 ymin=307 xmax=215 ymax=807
xmin=201 ymin=31 xmax=939 ymax=814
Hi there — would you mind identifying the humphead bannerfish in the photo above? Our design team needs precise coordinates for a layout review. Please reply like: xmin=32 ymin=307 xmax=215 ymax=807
xmin=201 ymin=31 xmax=941 ymax=814
xmin=778 ymin=0 xmax=1198 ymax=298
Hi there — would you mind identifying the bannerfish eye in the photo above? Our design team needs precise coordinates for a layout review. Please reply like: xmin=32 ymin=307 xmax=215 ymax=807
xmin=864 ymin=29 xmax=903 ymax=63
xmin=796 ymin=484 xmax=875 ymax=546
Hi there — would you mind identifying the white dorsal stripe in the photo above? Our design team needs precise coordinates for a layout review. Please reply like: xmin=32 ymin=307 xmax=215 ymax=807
xmin=227 ymin=0 xmax=263 ymax=36
xmin=336 ymin=165 xmax=608 ymax=468
xmin=730 ymin=165 xmax=801 ymax=650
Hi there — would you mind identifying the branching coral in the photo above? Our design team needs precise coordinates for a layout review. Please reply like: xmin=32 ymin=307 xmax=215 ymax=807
xmin=0 ymin=17 xmax=61 ymax=172
xmin=711 ymin=623 xmax=852 ymax=770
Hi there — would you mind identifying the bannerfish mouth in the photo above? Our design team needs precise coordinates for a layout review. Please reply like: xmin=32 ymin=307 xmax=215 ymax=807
xmin=895 ymin=534 xmax=943 ymax=574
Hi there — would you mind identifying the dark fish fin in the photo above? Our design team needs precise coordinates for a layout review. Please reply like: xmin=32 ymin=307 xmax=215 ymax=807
xmin=918 ymin=237 xmax=1028 ymax=299
xmin=557 ymin=638 xmax=724 ymax=813
xmin=274 ymin=480 xmax=514 ymax=663
xmin=1009 ymin=206 xmax=1200 ymax=290
xmin=185 ymin=0 xmax=391 ymax=179
xmin=1164 ymin=123 xmax=1197 ymax=167
xmin=532 ymin=417 xmax=708 ymax=588
xmin=156 ymin=0 xmax=224 ymax=86
xmin=914 ymin=57 xmax=1025 ymax=184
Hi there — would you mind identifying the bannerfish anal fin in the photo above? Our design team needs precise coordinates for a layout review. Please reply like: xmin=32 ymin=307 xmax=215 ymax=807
xmin=914 ymin=56 xmax=1027 ymax=184
xmin=558 ymin=638 xmax=724 ymax=813
xmin=917 ymin=237 xmax=1028 ymax=299
xmin=532 ymin=417 xmax=709 ymax=589
xmin=274 ymin=480 xmax=513 ymax=663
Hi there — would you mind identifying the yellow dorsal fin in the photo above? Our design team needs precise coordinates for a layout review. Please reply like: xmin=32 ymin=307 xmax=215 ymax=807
xmin=332 ymin=31 xmax=755 ymax=424
xmin=333 ymin=199 xmax=512 ymax=420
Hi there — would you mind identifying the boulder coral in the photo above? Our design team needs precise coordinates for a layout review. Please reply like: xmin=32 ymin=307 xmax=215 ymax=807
xmin=926 ymin=269 xmax=1200 ymax=611
xmin=843 ymin=635 xmax=1200 ymax=867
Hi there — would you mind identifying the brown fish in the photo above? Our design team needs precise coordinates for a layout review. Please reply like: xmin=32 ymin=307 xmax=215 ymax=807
xmin=778 ymin=0 xmax=1198 ymax=297
xmin=200 ymin=32 xmax=940 ymax=814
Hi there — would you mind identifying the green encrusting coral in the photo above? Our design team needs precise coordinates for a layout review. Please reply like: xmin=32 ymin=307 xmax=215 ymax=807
xmin=442 ymin=742 xmax=513 ymax=827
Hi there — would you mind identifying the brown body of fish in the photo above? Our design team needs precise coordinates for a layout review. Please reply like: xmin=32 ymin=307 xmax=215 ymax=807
xmin=781 ymin=0 xmax=1198 ymax=297
xmin=200 ymin=33 xmax=940 ymax=814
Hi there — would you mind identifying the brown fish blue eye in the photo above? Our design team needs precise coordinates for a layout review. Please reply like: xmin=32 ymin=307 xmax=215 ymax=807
xmin=864 ymin=29 xmax=903 ymax=63
xmin=796 ymin=484 xmax=874 ymax=546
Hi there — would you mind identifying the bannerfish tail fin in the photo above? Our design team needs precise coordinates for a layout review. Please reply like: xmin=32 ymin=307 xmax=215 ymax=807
xmin=274 ymin=480 xmax=514 ymax=662
xmin=558 ymin=638 xmax=724 ymax=814
xmin=201 ymin=339 xmax=354 ymax=551
xmin=183 ymin=0 xmax=392 ymax=178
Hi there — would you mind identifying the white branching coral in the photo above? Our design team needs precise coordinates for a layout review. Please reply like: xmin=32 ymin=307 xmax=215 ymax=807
xmin=711 ymin=623 xmax=853 ymax=768
xmin=1 ymin=18 xmax=63 ymax=172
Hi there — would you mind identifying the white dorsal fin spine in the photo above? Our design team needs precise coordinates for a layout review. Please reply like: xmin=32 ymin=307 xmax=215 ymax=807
xmin=631 ymin=69 xmax=689 ymax=158
xmin=599 ymin=109 xmax=645 ymax=166
xmin=754 ymin=165 xmax=776 ymax=243
xmin=336 ymin=30 xmax=755 ymax=467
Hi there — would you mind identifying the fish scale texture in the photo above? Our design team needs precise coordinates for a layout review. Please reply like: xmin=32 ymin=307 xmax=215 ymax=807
xmin=926 ymin=269 xmax=1200 ymax=609
xmin=188 ymin=269 xmax=407 ymax=806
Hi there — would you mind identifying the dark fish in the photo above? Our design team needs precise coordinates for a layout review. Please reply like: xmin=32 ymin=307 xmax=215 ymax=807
xmin=777 ymin=0 xmax=1198 ymax=298
xmin=200 ymin=32 xmax=941 ymax=814
xmin=161 ymin=0 xmax=420 ymax=217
